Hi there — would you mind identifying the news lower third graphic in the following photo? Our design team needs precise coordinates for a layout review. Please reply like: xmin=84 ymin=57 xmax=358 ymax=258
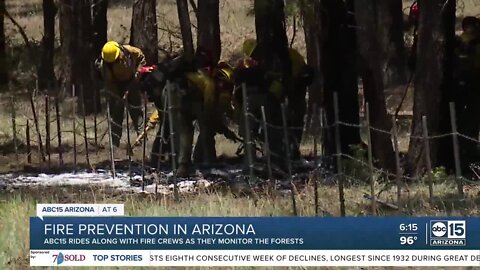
xmin=29 ymin=204 xmax=480 ymax=267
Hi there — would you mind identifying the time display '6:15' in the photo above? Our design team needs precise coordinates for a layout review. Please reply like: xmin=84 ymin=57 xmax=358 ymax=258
xmin=399 ymin=223 xmax=418 ymax=232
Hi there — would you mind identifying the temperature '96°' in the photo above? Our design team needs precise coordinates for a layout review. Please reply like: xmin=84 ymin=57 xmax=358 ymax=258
xmin=399 ymin=223 xmax=418 ymax=245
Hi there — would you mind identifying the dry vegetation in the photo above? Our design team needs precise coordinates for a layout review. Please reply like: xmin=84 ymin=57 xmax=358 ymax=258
xmin=2 ymin=1 xmax=480 ymax=269
xmin=0 ymin=92 xmax=245 ymax=174
xmin=1 ymin=181 xmax=480 ymax=269
xmin=0 ymin=0 xmax=305 ymax=172
xmin=3 ymin=0 xmax=307 ymax=91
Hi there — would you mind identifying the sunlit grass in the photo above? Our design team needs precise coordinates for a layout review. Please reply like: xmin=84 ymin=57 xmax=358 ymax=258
xmin=1 ymin=179 xmax=478 ymax=269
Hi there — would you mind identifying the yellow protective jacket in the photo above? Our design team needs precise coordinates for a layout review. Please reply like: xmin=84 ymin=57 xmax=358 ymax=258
xmin=185 ymin=69 xmax=216 ymax=107
xmin=269 ymin=48 xmax=307 ymax=99
xmin=103 ymin=45 xmax=147 ymax=83
xmin=213 ymin=63 xmax=236 ymax=119
xmin=186 ymin=67 xmax=236 ymax=121
xmin=289 ymin=48 xmax=307 ymax=80
xmin=147 ymin=110 xmax=160 ymax=127
xmin=456 ymin=32 xmax=480 ymax=72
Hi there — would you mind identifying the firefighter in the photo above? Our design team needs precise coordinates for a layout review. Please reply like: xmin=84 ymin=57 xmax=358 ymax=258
xmin=142 ymin=48 xmax=236 ymax=177
xmin=453 ymin=16 xmax=480 ymax=168
xmin=232 ymin=41 xmax=282 ymax=170
xmin=135 ymin=47 xmax=240 ymax=176
xmin=214 ymin=61 xmax=236 ymax=120
xmin=176 ymin=48 xmax=226 ymax=173
xmin=192 ymin=61 xmax=240 ymax=164
xmin=240 ymin=39 xmax=313 ymax=161
xmin=232 ymin=51 xmax=262 ymax=139
xmin=136 ymin=54 xmax=194 ymax=168
xmin=97 ymin=41 xmax=146 ymax=147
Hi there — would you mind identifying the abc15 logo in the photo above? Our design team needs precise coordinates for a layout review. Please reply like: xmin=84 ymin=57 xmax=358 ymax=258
xmin=430 ymin=220 xmax=466 ymax=239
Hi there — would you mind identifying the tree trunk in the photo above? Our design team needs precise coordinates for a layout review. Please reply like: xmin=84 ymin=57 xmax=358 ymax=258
xmin=301 ymin=0 xmax=323 ymax=125
xmin=76 ymin=0 xmax=95 ymax=114
xmin=38 ymin=0 xmax=57 ymax=92
xmin=60 ymin=0 xmax=97 ymax=113
xmin=321 ymin=0 xmax=361 ymax=157
xmin=0 ymin=0 xmax=8 ymax=92
xmin=92 ymin=0 xmax=108 ymax=57
xmin=254 ymin=0 xmax=291 ymax=83
xmin=197 ymin=0 xmax=220 ymax=63
xmin=176 ymin=0 xmax=194 ymax=61
xmin=435 ymin=0 xmax=458 ymax=173
xmin=130 ymin=0 xmax=158 ymax=65
xmin=354 ymin=0 xmax=395 ymax=172
xmin=406 ymin=0 xmax=456 ymax=176
xmin=253 ymin=0 xmax=292 ymax=168
xmin=59 ymin=0 xmax=77 ymax=92
xmin=382 ymin=0 xmax=408 ymax=87
xmin=91 ymin=0 xmax=108 ymax=112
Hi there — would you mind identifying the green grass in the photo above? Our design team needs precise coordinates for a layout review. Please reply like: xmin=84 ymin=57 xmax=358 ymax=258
xmin=1 ymin=179 xmax=479 ymax=269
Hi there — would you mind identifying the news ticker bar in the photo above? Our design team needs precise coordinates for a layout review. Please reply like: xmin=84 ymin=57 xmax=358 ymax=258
xmin=30 ymin=250 xmax=480 ymax=267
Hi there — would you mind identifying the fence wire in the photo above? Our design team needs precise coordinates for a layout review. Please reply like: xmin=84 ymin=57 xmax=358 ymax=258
xmin=2 ymin=88 xmax=480 ymax=215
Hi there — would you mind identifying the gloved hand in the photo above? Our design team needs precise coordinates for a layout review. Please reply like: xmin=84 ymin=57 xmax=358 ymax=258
xmin=147 ymin=121 xmax=155 ymax=129
xmin=148 ymin=111 xmax=160 ymax=126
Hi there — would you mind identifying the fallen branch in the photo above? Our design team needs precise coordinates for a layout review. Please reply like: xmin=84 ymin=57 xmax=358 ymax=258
xmin=363 ymin=193 xmax=399 ymax=210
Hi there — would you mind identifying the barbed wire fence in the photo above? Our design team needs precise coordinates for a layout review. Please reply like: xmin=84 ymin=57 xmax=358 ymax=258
xmin=2 ymin=82 xmax=480 ymax=215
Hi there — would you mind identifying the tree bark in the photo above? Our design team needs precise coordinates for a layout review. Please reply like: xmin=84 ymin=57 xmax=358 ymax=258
xmin=197 ymin=0 xmax=220 ymax=63
xmin=176 ymin=0 xmax=194 ymax=61
xmin=92 ymin=0 xmax=108 ymax=57
xmin=383 ymin=0 xmax=408 ymax=87
xmin=60 ymin=0 xmax=98 ymax=113
xmin=253 ymin=0 xmax=292 ymax=168
xmin=254 ymin=0 xmax=291 ymax=83
xmin=76 ymin=0 xmax=95 ymax=113
xmin=130 ymin=0 xmax=158 ymax=65
xmin=406 ymin=0 xmax=456 ymax=176
xmin=301 ymin=0 xmax=323 ymax=125
xmin=59 ymin=0 xmax=77 ymax=93
xmin=321 ymin=0 xmax=361 ymax=157
xmin=354 ymin=0 xmax=395 ymax=172
xmin=435 ymin=0 xmax=458 ymax=172
xmin=38 ymin=0 xmax=57 ymax=92
xmin=0 ymin=0 xmax=8 ymax=92
xmin=91 ymin=0 xmax=108 ymax=112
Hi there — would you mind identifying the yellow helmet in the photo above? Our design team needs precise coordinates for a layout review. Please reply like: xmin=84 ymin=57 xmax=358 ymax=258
xmin=216 ymin=61 xmax=234 ymax=82
xmin=217 ymin=68 xmax=234 ymax=82
xmin=101 ymin=41 xmax=121 ymax=63
xmin=242 ymin=39 xmax=257 ymax=57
